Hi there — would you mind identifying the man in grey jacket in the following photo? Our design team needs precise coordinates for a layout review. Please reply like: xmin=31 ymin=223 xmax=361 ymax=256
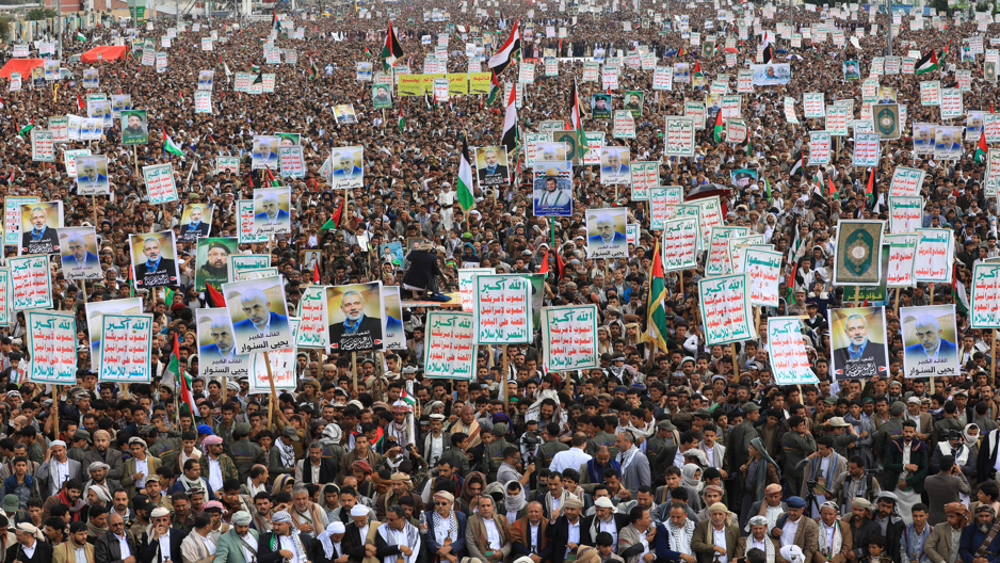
xmin=614 ymin=433 xmax=649 ymax=498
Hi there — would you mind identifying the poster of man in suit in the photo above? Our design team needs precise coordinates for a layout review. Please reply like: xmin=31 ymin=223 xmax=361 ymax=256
xmin=19 ymin=201 xmax=63 ymax=255
xmin=901 ymin=305 xmax=960 ymax=378
xmin=251 ymin=135 xmax=280 ymax=170
xmin=332 ymin=146 xmax=364 ymax=190
xmin=253 ymin=187 xmax=292 ymax=237
xmin=222 ymin=276 xmax=292 ymax=355
xmin=599 ymin=147 xmax=631 ymax=185
xmin=59 ymin=226 xmax=101 ymax=281
xmin=196 ymin=308 xmax=249 ymax=378
xmin=75 ymin=156 xmax=110 ymax=196
xmin=475 ymin=146 xmax=510 ymax=188
xmin=129 ymin=231 xmax=180 ymax=288
xmin=179 ymin=203 xmax=215 ymax=242
xmin=586 ymin=208 xmax=628 ymax=259
xmin=327 ymin=282 xmax=384 ymax=352
xmin=830 ymin=307 xmax=890 ymax=380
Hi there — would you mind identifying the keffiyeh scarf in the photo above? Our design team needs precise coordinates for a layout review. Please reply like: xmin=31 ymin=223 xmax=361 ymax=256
xmin=276 ymin=438 xmax=296 ymax=468
xmin=666 ymin=520 xmax=695 ymax=556
xmin=377 ymin=521 xmax=422 ymax=563
xmin=431 ymin=509 xmax=459 ymax=546
xmin=817 ymin=520 xmax=843 ymax=559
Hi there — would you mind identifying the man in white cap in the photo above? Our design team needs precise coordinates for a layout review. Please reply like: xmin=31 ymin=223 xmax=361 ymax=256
xmin=425 ymin=490 xmax=466 ymax=563
xmin=342 ymin=504 xmax=380 ymax=563
xmin=122 ymin=437 xmax=161 ymax=500
xmin=374 ymin=504 xmax=421 ymax=563
xmin=215 ymin=511 xmax=260 ymax=563
xmin=315 ymin=521 xmax=347 ymax=563
xmin=138 ymin=507 xmax=183 ymax=563
xmin=738 ymin=516 xmax=778 ymax=563
xmin=7 ymin=522 xmax=51 ymax=563
xmin=38 ymin=440 xmax=82 ymax=496
xmin=376 ymin=473 xmax=425 ymax=521
xmin=548 ymin=496 xmax=586 ymax=563
xmin=692 ymin=503 xmax=741 ymax=563
xmin=583 ymin=497 xmax=629 ymax=548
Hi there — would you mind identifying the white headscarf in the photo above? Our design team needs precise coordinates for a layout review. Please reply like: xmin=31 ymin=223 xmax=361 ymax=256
xmin=318 ymin=521 xmax=346 ymax=559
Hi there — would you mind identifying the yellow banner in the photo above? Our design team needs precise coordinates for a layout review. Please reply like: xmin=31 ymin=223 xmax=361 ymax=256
xmin=420 ymin=73 xmax=444 ymax=93
xmin=447 ymin=73 xmax=469 ymax=95
xmin=397 ymin=74 xmax=424 ymax=97
xmin=469 ymin=72 xmax=492 ymax=95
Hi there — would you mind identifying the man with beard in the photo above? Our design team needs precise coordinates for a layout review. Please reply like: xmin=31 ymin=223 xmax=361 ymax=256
xmin=872 ymin=494 xmax=905 ymax=561
xmin=653 ymin=503 xmax=697 ymax=563
xmin=925 ymin=502 xmax=967 ymax=563
xmin=582 ymin=497 xmax=629 ymax=547
xmin=737 ymin=516 xmax=779 ymax=563
xmin=181 ymin=206 xmax=212 ymax=240
xmin=959 ymin=505 xmax=1000 ymax=563
xmin=138 ymin=507 xmax=183 ymax=563
xmin=83 ymin=461 xmax=122 ymax=499
xmin=54 ymin=521 xmax=94 ymax=563
xmin=196 ymin=241 xmax=229 ymax=285
xmin=884 ymin=421 xmax=928 ymax=523
xmin=215 ymin=511 xmax=258 ymax=563
xmin=771 ymin=497 xmax=819 ymax=563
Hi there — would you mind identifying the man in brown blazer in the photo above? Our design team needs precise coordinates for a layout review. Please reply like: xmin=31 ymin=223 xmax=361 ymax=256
xmin=737 ymin=516 xmax=781 ymax=562
xmin=924 ymin=502 xmax=968 ymax=563
xmin=771 ymin=497 xmax=819 ymax=563
xmin=54 ymin=522 xmax=95 ymax=563
xmin=464 ymin=495 xmax=512 ymax=563
xmin=509 ymin=501 xmax=551 ymax=562
xmin=691 ymin=503 xmax=742 ymax=563
xmin=813 ymin=501 xmax=852 ymax=563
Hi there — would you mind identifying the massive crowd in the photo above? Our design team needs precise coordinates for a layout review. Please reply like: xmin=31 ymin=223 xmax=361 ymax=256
xmin=1 ymin=1 xmax=1000 ymax=563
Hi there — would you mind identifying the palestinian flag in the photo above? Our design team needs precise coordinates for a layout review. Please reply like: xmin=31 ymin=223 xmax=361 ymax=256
xmin=865 ymin=167 xmax=876 ymax=208
xmin=171 ymin=333 xmax=198 ymax=420
xmin=488 ymin=20 xmax=521 ymax=76
xmin=163 ymin=127 xmax=184 ymax=157
xmin=400 ymin=389 xmax=417 ymax=408
xmin=457 ymin=134 xmax=475 ymax=212
xmin=380 ymin=22 xmax=404 ymax=71
xmin=500 ymin=81 xmax=518 ymax=158
xmin=17 ymin=119 xmax=34 ymax=138
xmin=487 ymin=71 xmax=501 ymax=106
xmin=915 ymin=50 xmax=939 ymax=75
xmin=570 ymin=82 xmax=588 ymax=159
xmin=206 ymin=283 xmax=226 ymax=307
xmin=789 ymin=150 xmax=804 ymax=177
xmin=398 ymin=106 xmax=405 ymax=134
xmin=712 ymin=110 xmax=723 ymax=143
xmin=693 ymin=61 xmax=703 ymax=77
xmin=975 ymin=128 xmax=988 ymax=163
xmin=272 ymin=11 xmax=282 ymax=31
xmin=786 ymin=263 xmax=798 ymax=304
xmin=325 ymin=197 xmax=345 ymax=230
xmin=77 ymin=32 xmax=86 ymax=41
xmin=539 ymin=247 xmax=550 ymax=275
xmin=309 ymin=56 xmax=319 ymax=80
xmin=953 ymin=265 xmax=970 ymax=315
xmin=640 ymin=240 xmax=669 ymax=354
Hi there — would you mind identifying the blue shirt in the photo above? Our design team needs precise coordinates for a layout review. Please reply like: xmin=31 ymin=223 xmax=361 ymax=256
xmin=848 ymin=340 xmax=868 ymax=360
xmin=145 ymin=257 xmax=162 ymax=271
xmin=342 ymin=316 xmax=363 ymax=334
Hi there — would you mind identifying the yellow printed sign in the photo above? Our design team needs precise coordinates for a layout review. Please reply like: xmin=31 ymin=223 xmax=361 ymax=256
xmin=469 ymin=72 xmax=492 ymax=95
xmin=397 ymin=75 xmax=424 ymax=97
xmin=447 ymin=73 xmax=469 ymax=95
xmin=420 ymin=73 xmax=445 ymax=94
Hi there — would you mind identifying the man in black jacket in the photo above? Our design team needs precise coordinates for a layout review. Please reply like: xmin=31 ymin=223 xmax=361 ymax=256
xmin=258 ymin=511 xmax=315 ymax=563
xmin=138 ymin=507 xmax=184 ymax=563
xmin=341 ymin=504 xmax=379 ymax=562
xmin=296 ymin=442 xmax=339 ymax=485
xmin=847 ymin=499 xmax=881 ymax=563
xmin=6 ymin=522 xmax=53 ymax=563
xmin=94 ymin=513 xmax=138 ymax=563
xmin=581 ymin=497 xmax=630 ymax=547
xmin=547 ymin=497 xmax=586 ymax=563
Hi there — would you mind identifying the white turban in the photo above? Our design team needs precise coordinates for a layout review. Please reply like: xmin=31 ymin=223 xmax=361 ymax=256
xmin=780 ymin=545 xmax=805 ymax=563
xmin=350 ymin=505 xmax=369 ymax=517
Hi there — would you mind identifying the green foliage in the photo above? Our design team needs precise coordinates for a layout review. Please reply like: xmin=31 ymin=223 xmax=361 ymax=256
xmin=0 ymin=16 xmax=9 ymax=43
xmin=26 ymin=7 xmax=56 ymax=20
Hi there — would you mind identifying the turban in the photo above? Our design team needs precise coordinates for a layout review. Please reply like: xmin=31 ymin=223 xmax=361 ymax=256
xmin=49 ymin=440 xmax=66 ymax=449
xmin=128 ymin=437 xmax=147 ymax=448
xmin=764 ymin=483 xmax=783 ymax=495
xmin=780 ymin=545 xmax=805 ymax=563
xmin=93 ymin=430 xmax=111 ymax=441
xmin=852 ymin=498 xmax=872 ymax=512
xmin=16 ymin=523 xmax=42 ymax=540
xmin=351 ymin=460 xmax=372 ymax=475
xmin=513 ymin=558 xmax=535 ymax=563
xmin=272 ymin=511 xmax=292 ymax=523
xmin=820 ymin=501 xmax=839 ymax=513
xmin=945 ymin=502 xmax=969 ymax=516
xmin=351 ymin=505 xmax=369 ymax=517
xmin=748 ymin=516 xmax=768 ymax=527
xmin=433 ymin=491 xmax=455 ymax=503
xmin=786 ymin=497 xmax=806 ymax=509
xmin=703 ymin=485 xmax=724 ymax=496
xmin=390 ymin=472 xmax=411 ymax=482
xmin=707 ymin=503 xmax=728 ymax=513
xmin=202 ymin=435 xmax=223 ymax=446
xmin=232 ymin=512 xmax=253 ymax=526
xmin=150 ymin=507 xmax=170 ymax=518
xmin=328 ymin=521 xmax=346 ymax=534
xmin=594 ymin=497 xmax=614 ymax=509
xmin=87 ymin=485 xmax=111 ymax=503
xmin=563 ymin=497 xmax=584 ymax=510
xmin=203 ymin=501 xmax=224 ymax=512
xmin=88 ymin=462 xmax=111 ymax=472
xmin=978 ymin=505 xmax=996 ymax=517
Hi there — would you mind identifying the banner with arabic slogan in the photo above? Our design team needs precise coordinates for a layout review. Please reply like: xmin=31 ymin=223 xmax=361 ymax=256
xmin=26 ymin=310 xmax=77 ymax=385
xmin=698 ymin=273 xmax=753 ymax=346
xmin=424 ymin=311 xmax=476 ymax=380
xmin=542 ymin=305 xmax=599 ymax=371
xmin=98 ymin=313 xmax=153 ymax=383
xmin=767 ymin=317 xmax=820 ymax=385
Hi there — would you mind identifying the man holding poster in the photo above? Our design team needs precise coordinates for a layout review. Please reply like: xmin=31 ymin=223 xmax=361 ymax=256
xmin=830 ymin=307 xmax=890 ymax=380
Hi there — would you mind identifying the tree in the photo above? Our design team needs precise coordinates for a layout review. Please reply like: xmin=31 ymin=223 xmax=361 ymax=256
xmin=0 ymin=16 xmax=9 ymax=43
xmin=26 ymin=8 xmax=57 ymax=21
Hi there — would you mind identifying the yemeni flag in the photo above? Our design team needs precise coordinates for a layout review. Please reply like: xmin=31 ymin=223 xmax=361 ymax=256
xmin=712 ymin=110 xmax=723 ymax=143
xmin=488 ymin=20 xmax=521 ymax=77
xmin=457 ymin=134 xmax=475 ymax=212
xmin=170 ymin=333 xmax=198 ymax=420
xmin=915 ymin=50 xmax=939 ymax=75
xmin=17 ymin=119 xmax=34 ymax=138
xmin=975 ymin=128 xmax=988 ymax=163
xmin=640 ymin=241 xmax=669 ymax=354
xmin=500 ymin=83 xmax=518 ymax=157
xmin=570 ymin=82 xmax=588 ymax=159
xmin=163 ymin=127 xmax=184 ymax=157
xmin=380 ymin=22 xmax=404 ymax=71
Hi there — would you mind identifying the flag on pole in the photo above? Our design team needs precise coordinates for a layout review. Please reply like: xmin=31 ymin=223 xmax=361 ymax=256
xmin=570 ymin=82 xmax=589 ymax=160
xmin=488 ymin=20 xmax=521 ymax=76
xmin=272 ymin=11 xmax=282 ymax=31
xmin=398 ymin=106 xmax=405 ymax=134
xmin=712 ymin=110 xmax=723 ymax=143
xmin=163 ymin=127 xmax=184 ymax=157
xmin=17 ymin=119 xmax=34 ymax=138
xmin=77 ymin=32 xmax=86 ymax=41
xmin=313 ymin=262 xmax=320 ymax=284
xmin=487 ymin=71 xmax=501 ymax=106
xmin=975 ymin=128 xmax=988 ymax=163
xmin=500 ymin=82 xmax=518 ymax=157
xmin=170 ymin=333 xmax=198 ymax=420
xmin=77 ymin=94 xmax=85 ymax=111
xmin=538 ymin=247 xmax=550 ymax=275
xmin=380 ymin=22 xmax=404 ymax=71
xmin=457 ymin=134 xmax=475 ymax=212
xmin=915 ymin=50 xmax=939 ymax=75
xmin=640 ymin=241 xmax=669 ymax=354
xmin=865 ymin=167 xmax=876 ymax=207
xmin=205 ymin=283 xmax=226 ymax=307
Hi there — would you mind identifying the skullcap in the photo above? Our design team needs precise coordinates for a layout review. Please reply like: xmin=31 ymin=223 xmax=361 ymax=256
xmin=351 ymin=505 xmax=369 ymax=517
xmin=272 ymin=511 xmax=292 ymax=523
xmin=150 ymin=507 xmax=170 ymax=518
xmin=231 ymin=511 xmax=253 ymax=526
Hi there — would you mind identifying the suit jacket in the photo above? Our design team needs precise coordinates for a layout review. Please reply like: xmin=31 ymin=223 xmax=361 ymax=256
xmin=831 ymin=341 xmax=888 ymax=379
xmin=423 ymin=509 xmax=467 ymax=558
xmin=134 ymin=258 xmax=178 ymax=287
xmin=216 ymin=528 xmax=260 ymax=563
xmin=617 ymin=450 xmax=650 ymax=497
xmin=581 ymin=513 xmax=630 ymax=547
xmin=883 ymin=437 xmax=929 ymax=495
xmin=120 ymin=455 xmax=162 ymax=500
xmin=465 ymin=513 xmax=511 ymax=563
xmin=546 ymin=515 xmax=587 ymax=563
xmin=329 ymin=315 xmax=383 ymax=350
xmin=95 ymin=530 xmax=139 ymax=563
xmin=296 ymin=458 xmax=339 ymax=485
xmin=254 ymin=210 xmax=290 ymax=222
xmin=800 ymin=452 xmax=848 ymax=501
xmin=509 ymin=516 xmax=551 ymax=561
xmin=811 ymin=517 xmax=853 ymax=563
xmin=772 ymin=514 xmax=819 ymax=563
xmin=21 ymin=227 xmax=59 ymax=253
xmin=258 ymin=531 xmax=315 ymax=563
xmin=53 ymin=541 xmax=95 ymax=563
xmin=616 ymin=524 xmax=647 ymax=563
xmin=37 ymin=457 xmax=83 ymax=495
xmin=233 ymin=312 xmax=288 ymax=335
xmin=479 ymin=165 xmax=509 ymax=181
xmin=736 ymin=535 xmax=780 ymax=562
xmin=691 ymin=520 xmax=743 ymax=563
xmin=6 ymin=540 xmax=53 ymax=563
xmin=62 ymin=252 xmax=101 ymax=269
xmin=140 ymin=528 xmax=185 ymax=563
xmin=180 ymin=222 xmax=211 ymax=238
xmin=342 ymin=519 xmax=382 ymax=563
xmin=422 ymin=431 xmax=452 ymax=464
xmin=924 ymin=472 xmax=971 ymax=526
xmin=925 ymin=522 xmax=959 ymax=563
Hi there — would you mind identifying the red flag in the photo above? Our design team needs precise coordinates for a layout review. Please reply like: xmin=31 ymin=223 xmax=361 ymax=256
xmin=555 ymin=250 xmax=565 ymax=280
xmin=77 ymin=94 xmax=85 ymax=111
xmin=331 ymin=197 xmax=345 ymax=228
xmin=538 ymin=247 xmax=549 ymax=275
xmin=313 ymin=261 xmax=320 ymax=284
xmin=828 ymin=177 xmax=837 ymax=197
xmin=865 ymin=167 xmax=875 ymax=197
xmin=991 ymin=102 xmax=996 ymax=114
xmin=693 ymin=61 xmax=701 ymax=74
xmin=206 ymin=283 xmax=226 ymax=307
